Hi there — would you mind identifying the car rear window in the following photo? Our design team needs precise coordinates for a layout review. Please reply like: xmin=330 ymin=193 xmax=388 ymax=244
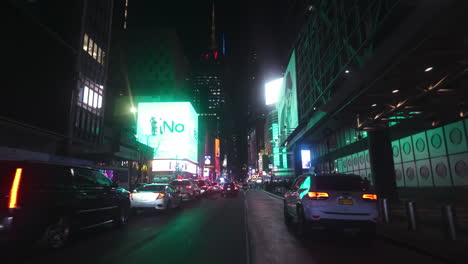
xmin=0 ymin=162 xmax=71 ymax=195
xmin=138 ymin=185 xmax=166 ymax=192
xmin=314 ymin=176 xmax=369 ymax=191
xmin=171 ymin=181 xmax=191 ymax=186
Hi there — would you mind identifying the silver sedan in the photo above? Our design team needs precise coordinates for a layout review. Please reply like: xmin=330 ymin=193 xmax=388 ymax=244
xmin=130 ymin=184 xmax=182 ymax=212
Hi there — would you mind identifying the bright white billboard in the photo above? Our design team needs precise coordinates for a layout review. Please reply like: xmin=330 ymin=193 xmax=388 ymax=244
xmin=136 ymin=102 xmax=198 ymax=162
xmin=152 ymin=159 xmax=197 ymax=174
xmin=265 ymin=77 xmax=283 ymax=105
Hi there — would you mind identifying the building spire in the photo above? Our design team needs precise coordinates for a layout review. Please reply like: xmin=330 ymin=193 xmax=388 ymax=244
xmin=210 ymin=1 xmax=217 ymax=50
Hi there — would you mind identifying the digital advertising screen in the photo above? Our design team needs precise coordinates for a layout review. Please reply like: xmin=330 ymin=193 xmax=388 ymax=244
xmin=214 ymin=138 xmax=220 ymax=173
xmin=136 ymin=102 xmax=198 ymax=162
xmin=277 ymin=50 xmax=298 ymax=144
xmin=301 ymin=150 xmax=311 ymax=169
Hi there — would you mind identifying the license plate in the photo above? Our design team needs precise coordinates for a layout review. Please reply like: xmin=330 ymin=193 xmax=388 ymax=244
xmin=339 ymin=199 xmax=353 ymax=205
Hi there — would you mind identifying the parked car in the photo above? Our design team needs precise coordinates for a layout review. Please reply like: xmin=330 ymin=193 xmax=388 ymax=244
xmin=0 ymin=161 xmax=130 ymax=249
xmin=130 ymin=184 xmax=181 ymax=212
xmin=222 ymin=182 xmax=239 ymax=197
xmin=170 ymin=179 xmax=199 ymax=200
xmin=283 ymin=173 xmax=378 ymax=237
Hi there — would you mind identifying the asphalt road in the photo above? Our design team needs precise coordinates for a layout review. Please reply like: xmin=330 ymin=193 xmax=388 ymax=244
xmin=5 ymin=190 xmax=446 ymax=264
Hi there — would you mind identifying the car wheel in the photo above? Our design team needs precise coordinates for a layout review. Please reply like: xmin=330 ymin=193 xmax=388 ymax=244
xmin=40 ymin=216 xmax=71 ymax=249
xmin=115 ymin=204 xmax=129 ymax=227
xmin=284 ymin=203 xmax=292 ymax=225
xmin=296 ymin=206 xmax=308 ymax=237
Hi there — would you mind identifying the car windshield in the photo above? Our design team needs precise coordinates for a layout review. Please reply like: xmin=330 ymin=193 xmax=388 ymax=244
xmin=137 ymin=185 xmax=166 ymax=192
xmin=314 ymin=176 xmax=370 ymax=191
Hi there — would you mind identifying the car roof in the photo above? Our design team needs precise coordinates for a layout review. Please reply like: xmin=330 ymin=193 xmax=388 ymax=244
xmin=146 ymin=183 xmax=169 ymax=186
xmin=0 ymin=160 xmax=97 ymax=170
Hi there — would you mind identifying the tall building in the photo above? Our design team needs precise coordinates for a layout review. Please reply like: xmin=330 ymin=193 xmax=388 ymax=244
xmin=193 ymin=3 xmax=227 ymax=181
xmin=2 ymin=0 xmax=113 ymax=158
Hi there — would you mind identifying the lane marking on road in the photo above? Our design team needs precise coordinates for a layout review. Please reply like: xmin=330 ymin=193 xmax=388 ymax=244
xmin=243 ymin=191 xmax=251 ymax=264
xmin=262 ymin=190 xmax=285 ymax=200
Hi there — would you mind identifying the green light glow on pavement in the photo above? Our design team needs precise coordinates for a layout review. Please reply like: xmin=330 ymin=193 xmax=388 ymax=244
xmin=136 ymin=102 xmax=198 ymax=161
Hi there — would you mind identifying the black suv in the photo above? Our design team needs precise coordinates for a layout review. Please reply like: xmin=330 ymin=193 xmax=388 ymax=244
xmin=0 ymin=161 xmax=130 ymax=248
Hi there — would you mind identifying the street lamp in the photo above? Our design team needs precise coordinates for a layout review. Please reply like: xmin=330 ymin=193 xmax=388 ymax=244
xmin=130 ymin=106 xmax=137 ymax=113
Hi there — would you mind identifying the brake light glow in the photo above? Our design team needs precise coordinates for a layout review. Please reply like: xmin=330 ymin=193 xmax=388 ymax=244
xmin=8 ymin=168 xmax=23 ymax=209
xmin=307 ymin=192 xmax=329 ymax=200
xmin=186 ymin=186 xmax=192 ymax=189
xmin=362 ymin=194 xmax=377 ymax=200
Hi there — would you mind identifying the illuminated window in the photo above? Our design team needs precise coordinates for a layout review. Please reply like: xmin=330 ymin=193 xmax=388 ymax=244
xmin=81 ymin=83 xmax=103 ymax=110
xmin=83 ymin=33 xmax=89 ymax=51
xmin=88 ymin=38 xmax=94 ymax=57
xmin=93 ymin=44 xmax=98 ymax=60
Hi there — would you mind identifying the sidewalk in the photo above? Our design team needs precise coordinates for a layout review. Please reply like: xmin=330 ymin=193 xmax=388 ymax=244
xmin=262 ymin=188 xmax=468 ymax=264
xmin=380 ymin=203 xmax=468 ymax=264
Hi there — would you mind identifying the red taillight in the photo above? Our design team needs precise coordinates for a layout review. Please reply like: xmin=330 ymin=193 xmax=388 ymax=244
xmin=8 ymin=168 xmax=23 ymax=209
xmin=307 ymin=192 xmax=329 ymax=200
xmin=130 ymin=193 xmax=134 ymax=200
xmin=362 ymin=194 xmax=377 ymax=200
xmin=186 ymin=185 xmax=192 ymax=189
xmin=155 ymin=193 xmax=165 ymax=199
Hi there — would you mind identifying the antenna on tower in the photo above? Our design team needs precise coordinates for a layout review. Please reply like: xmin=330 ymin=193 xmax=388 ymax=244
xmin=210 ymin=1 xmax=217 ymax=50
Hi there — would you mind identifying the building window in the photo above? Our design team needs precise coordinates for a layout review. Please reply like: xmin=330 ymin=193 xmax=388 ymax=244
xmin=83 ymin=33 xmax=104 ymax=65
xmin=78 ymin=77 xmax=104 ymax=115
xmin=83 ymin=33 xmax=89 ymax=52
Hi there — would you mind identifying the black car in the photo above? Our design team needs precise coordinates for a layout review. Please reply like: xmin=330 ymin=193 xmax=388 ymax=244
xmin=222 ymin=183 xmax=239 ymax=197
xmin=0 ymin=161 xmax=130 ymax=248
xmin=195 ymin=180 xmax=209 ymax=195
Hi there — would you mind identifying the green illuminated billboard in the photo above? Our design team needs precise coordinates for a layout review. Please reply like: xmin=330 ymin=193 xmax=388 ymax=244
xmin=278 ymin=50 xmax=298 ymax=144
xmin=136 ymin=102 xmax=198 ymax=162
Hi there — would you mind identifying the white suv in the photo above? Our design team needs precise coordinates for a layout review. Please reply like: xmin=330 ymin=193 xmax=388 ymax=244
xmin=283 ymin=174 xmax=379 ymax=236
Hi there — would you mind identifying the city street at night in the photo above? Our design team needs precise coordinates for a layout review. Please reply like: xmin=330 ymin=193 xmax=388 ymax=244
xmin=2 ymin=0 xmax=468 ymax=263
xmin=6 ymin=190 xmax=444 ymax=264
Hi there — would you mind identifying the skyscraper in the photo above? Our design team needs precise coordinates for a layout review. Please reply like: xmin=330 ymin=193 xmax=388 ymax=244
xmin=193 ymin=3 xmax=226 ymax=180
